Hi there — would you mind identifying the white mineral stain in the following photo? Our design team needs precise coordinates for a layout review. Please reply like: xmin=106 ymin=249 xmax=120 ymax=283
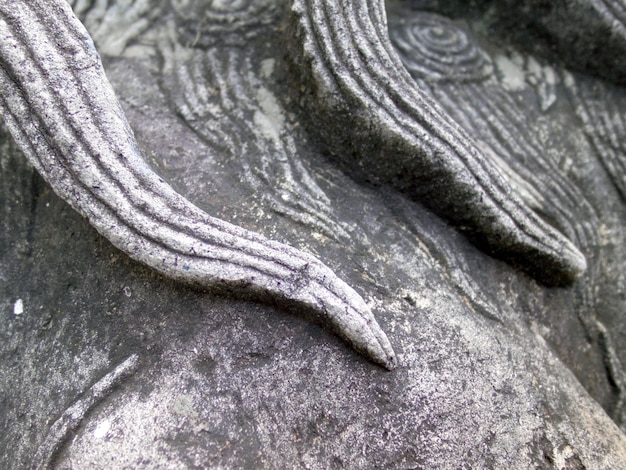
xmin=495 ymin=54 xmax=526 ymax=91
xmin=211 ymin=0 xmax=242 ymax=10
xmin=93 ymin=419 xmax=112 ymax=439
xmin=13 ymin=299 xmax=24 ymax=315
xmin=260 ymin=58 xmax=276 ymax=79
xmin=253 ymin=86 xmax=285 ymax=143
xmin=543 ymin=64 xmax=557 ymax=87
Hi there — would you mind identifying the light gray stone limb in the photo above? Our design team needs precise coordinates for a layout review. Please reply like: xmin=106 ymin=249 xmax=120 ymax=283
xmin=0 ymin=0 xmax=396 ymax=369
xmin=288 ymin=0 xmax=587 ymax=286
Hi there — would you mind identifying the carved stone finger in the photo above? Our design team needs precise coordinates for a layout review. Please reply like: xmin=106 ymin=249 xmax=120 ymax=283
xmin=288 ymin=0 xmax=588 ymax=286
xmin=0 ymin=0 xmax=396 ymax=369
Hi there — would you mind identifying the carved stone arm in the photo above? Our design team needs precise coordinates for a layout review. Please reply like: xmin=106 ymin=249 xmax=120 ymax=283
xmin=0 ymin=0 xmax=396 ymax=369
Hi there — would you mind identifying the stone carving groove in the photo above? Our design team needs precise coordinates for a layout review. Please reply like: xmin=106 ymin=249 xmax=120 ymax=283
xmin=170 ymin=0 xmax=278 ymax=48
xmin=32 ymin=354 xmax=139 ymax=470
xmin=68 ymin=0 xmax=162 ymax=57
xmin=0 ymin=0 xmax=395 ymax=369
xmin=158 ymin=38 xmax=353 ymax=242
xmin=565 ymin=74 xmax=626 ymax=202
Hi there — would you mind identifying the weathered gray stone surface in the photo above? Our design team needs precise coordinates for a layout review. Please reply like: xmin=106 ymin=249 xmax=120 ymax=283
xmin=2 ymin=0 xmax=626 ymax=468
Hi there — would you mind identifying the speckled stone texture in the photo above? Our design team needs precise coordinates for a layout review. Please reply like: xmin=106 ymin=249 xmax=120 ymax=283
xmin=2 ymin=0 xmax=626 ymax=468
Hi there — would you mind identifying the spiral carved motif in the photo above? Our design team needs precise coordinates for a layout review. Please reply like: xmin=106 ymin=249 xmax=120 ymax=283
xmin=389 ymin=12 xmax=492 ymax=83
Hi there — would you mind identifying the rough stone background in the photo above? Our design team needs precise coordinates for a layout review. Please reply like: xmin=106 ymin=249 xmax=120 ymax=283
xmin=2 ymin=0 xmax=626 ymax=467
